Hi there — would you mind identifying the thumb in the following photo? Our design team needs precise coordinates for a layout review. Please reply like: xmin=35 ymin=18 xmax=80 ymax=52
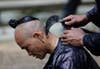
xmin=65 ymin=20 xmax=75 ymax=25
xmin=71 ymin=27 xmax=75 ymax=30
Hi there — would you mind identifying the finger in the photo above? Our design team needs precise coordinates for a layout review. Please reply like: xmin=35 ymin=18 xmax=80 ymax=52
xmin=62 ymin=40 xmax=72 ymax=45
xmin=61 ymin=38 xmax=73 ymax=42
xmin=63 ymin=16 xmax=72 ymax=21
xmin=63 ymin=30 xmax=70 ymax=34
xmin=65 ymin=19 xmax=76 ymax=25
xmin=62 ymin=42 xmax=69 ymax=45
xmin=71 ymin=27 xmax=75 ymax=30
xmin=61 ymin=34 xmax=67 ymax=39
xmin=61 ymin=33 xmax=71 ymax=39
xmin=61 ymin=38 xmax=68 ymax=42
xmin=63 ymin=30 xmax=68 ymax=33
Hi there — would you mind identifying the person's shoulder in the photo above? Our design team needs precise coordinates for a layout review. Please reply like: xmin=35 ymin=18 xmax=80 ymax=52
xmin=60 ymin=45 xmax=86 ymax=56
xmin=57 ymin=39 xmax=85 ymax=55
xmin=57 ymin=46 xmax=86 ymax=63
xmin=61 ymin=45 xmax=78 ymax=51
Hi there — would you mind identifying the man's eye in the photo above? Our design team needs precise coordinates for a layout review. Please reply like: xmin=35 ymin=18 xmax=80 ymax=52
xmin=21 ymin=47 xmax=25 ymax=49
xmin=21 ymin=46 xmax=28 ymax=50
xmin=25 ymin=46 xmax=30 ymax=52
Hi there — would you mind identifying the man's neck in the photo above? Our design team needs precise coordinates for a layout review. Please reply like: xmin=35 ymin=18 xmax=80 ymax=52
xmin=47 ymin=33 xmax=59 ymax=54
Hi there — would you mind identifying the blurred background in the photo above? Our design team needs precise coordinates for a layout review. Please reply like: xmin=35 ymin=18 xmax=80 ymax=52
xmin=0 ymin=0 xmax=100 ymax=69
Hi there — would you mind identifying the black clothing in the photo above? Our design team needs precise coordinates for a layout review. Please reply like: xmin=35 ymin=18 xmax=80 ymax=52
xmin=83 ymin=33 xmax=100 ymax=56
xmin=45 ymin=15 xmax=99 ymax=69
xmin=87 ymin=0 xmax=100 ymax=27
xmin=84 ymin=0 xmax=100 ymax=55
xmin=43 ymin=39 xmax=99 ymax=69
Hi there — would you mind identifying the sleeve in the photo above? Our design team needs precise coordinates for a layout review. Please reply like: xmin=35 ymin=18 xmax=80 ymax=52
xmin=86 ymin=3 xmax=100 ymax=27
xmin=83 ymin=33 xmax=100 ymax=56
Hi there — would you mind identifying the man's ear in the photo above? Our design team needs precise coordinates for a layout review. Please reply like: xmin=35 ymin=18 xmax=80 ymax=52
xmin=32 ymin=32 xmax=43 ymax=39
xmin=32 ymin=32 xmax=46 ymax=43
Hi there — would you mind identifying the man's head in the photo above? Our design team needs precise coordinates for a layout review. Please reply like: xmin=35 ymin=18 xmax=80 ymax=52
xmin=9 ymin=16 xmax=48 ymax=59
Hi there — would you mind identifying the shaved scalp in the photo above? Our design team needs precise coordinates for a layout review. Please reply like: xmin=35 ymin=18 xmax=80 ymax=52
xmin=15 ymin=20 xmax=44 ymax=45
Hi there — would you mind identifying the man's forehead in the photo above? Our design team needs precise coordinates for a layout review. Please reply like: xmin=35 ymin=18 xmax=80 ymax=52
xmin=15 ymin=33 xmax=29 ymax=50
xmin=15 ymin=28 xmax=28 ymax=44
xmin=15 ymin=28 xmax=30 ymax=42
xmin=15 ymin=31 xmax=23 ymax=42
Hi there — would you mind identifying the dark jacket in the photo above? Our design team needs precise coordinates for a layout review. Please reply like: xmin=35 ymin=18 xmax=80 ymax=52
xmin=43 ymin=39 xmax=99 ymax=69
xmin=84 ymin=0 xmax=100 ymax=56
xmin=87 ymin=0 xmax=100 ymax=27
xmin=83 ymin=33 xmax=100 ymax=56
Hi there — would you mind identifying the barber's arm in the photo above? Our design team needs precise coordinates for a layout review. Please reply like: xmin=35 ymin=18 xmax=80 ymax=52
xmin=86 ymin=5 xmax=100 ymax=27
xmin=83 ymin=33 xmax=100 ymax=56
xmin=63 ymin=2 xmax=100 ymax=27
xmin=61 ymin=28 xmax=100 ymax=56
